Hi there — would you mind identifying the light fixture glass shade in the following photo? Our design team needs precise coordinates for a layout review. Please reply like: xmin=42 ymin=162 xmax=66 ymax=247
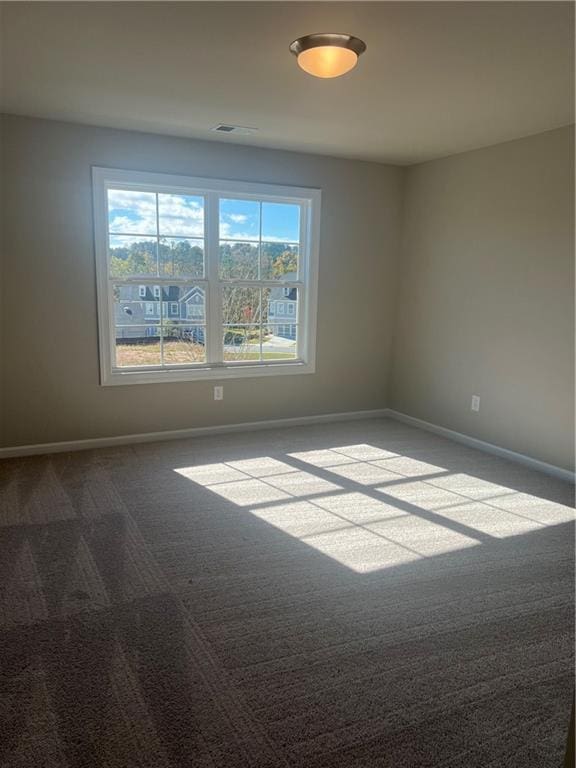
xmin=289 ymin=33 xmax=366 ymax=79
xmin=297 ymin=46 xmax=358 ymax=78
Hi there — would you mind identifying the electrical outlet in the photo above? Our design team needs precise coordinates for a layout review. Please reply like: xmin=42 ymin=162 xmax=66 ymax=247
xmin=471 ymin=395 xmax=480 ymax=412
xmin=214 ymin=386 xmax=224 ymax=401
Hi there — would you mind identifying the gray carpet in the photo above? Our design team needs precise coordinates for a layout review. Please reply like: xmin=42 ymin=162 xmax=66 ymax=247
xmin=0 ymin=417 xmax=573 ymax=767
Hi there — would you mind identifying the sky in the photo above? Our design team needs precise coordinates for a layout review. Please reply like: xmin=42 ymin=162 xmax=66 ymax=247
xmin=107 ymin=190 xmax=300 ymax=247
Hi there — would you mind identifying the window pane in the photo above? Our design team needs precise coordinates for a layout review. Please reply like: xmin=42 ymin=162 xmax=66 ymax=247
xmin=159 ymin=238 xmax=204 ymax=278
xmin=219 ymin=241 xmax=259 ymax=280
xmin=223 ymin=326 xmax=262 ymax=361
xmin=108 ymin=189 xmax=157 ymax=235
xmin=113 ymin=283 xmax=207 ymax=368
xmin=114 ymin=284 xmax=159 ymax=325
xmin=115 ymin=325 xmax=161 ymax=368
xmin=220 ymin=199 xmax=260 ymax=241
xmin=265 ymin=325 xmax=298 ymax=359
xmin=109 ymin=235 xmax=158 ymax=277
xmin=161 ymin=284 xmax=206 ymax=323
xmin=267 ymin=286 xmax=298 ymax=324
xmin=162 ymin=323 xmax=206 ymax=364
xmin=158 ymin=194 xmax=204 ymax=237
xmin=262 ymin=202 xmax=300 ymax=243
xmin=261 ymin=243 xmax=299 ymax=281
xmin=222 ymin=286 xmax=262 ymax=326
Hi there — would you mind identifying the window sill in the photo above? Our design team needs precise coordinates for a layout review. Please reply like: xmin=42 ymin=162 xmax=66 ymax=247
xmin=101 ymin=360 xmax=315 ymax=386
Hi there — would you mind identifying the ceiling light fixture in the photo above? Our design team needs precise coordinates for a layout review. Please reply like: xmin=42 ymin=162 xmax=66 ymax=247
xmin=289 ymin=33 xmax=366 ymax=79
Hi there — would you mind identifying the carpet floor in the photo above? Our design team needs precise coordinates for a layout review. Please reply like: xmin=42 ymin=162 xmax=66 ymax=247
xmin=0 ymin=417 xmax=574 ymax=768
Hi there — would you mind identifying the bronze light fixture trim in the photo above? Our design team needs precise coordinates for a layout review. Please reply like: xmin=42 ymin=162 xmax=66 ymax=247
xmin=289 ymin=33 xmax=367 ymax=78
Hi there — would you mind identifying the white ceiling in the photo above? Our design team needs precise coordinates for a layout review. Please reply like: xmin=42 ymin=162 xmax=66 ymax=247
xmin=1 ymin=1 xmax=573 ymax=165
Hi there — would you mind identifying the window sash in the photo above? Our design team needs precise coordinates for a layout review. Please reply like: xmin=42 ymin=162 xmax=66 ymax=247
xmin=93 ymin=167 xmax=320 ymax=384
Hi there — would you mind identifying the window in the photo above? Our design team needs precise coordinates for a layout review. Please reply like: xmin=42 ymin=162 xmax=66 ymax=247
xmin=187 ymin=304 xmax=204 ymax=319
xmin=93 ymin=168 xmax=320 ymax=384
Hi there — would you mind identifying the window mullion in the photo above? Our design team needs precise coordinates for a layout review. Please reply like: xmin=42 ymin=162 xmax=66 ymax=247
xmin=219 ymin=280 xmax=304 ymax=288
xmin=206 ymin=192 xmax=223 ymax=364
xmin=298 ymin=202 xmax=308 ymax=361
xmin=258 ymin=203 xmax=263 ymax=361
xmin=155 ymin=193 xmax=164 ymax=366
xmin=116 ymin=277 xmax=208 ymax=286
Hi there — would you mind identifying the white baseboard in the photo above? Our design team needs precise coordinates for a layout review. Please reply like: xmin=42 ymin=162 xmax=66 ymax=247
xmin=0 ymin=408 xmax=389 ymax=459
xmin=2 ymin=407 xmax=573 ymax=484
xmin=386 ymin=409 xmax=575 ymax=484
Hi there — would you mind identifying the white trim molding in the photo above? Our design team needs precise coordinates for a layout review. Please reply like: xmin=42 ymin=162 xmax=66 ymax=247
xmin=1 ymin=408 xmax=573 ymax=483
xmin=386 ymin=409 xmax=575 ymax=483
xmin=0 ymin=409 xmax=389 ymax=459
xmin=92 ymin=166 xmax=321 ymax=385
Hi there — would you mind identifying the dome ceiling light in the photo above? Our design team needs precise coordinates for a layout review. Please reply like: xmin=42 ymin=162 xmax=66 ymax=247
xmin=289 ymin=33 xmax=367 ymax=79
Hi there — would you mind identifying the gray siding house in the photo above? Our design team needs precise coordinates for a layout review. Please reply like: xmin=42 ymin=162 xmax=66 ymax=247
xmin=115 ymin=282 xmax=296 ymax=343
xmin=268 ymin=278 xmax=297 ymax=340
xmin=115 ymin=284 xmax=205 ymax=342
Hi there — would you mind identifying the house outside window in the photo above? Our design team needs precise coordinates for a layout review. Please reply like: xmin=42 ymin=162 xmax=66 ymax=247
xmin=93 ymin=167 xmax=320 ymax=384
xmin=187 ymin=305 xmax=204 ymax=319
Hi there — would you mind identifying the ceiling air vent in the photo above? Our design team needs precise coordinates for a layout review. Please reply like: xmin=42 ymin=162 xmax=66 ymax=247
xmin=211 ymin=124 xmax=258 ymax=135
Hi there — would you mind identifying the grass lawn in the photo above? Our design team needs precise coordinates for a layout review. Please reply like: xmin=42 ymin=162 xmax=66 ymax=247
xmin=116 ymin=340 xmax=205 ymax=366
xmin=116 ymin=340 xmax=294 ymax=366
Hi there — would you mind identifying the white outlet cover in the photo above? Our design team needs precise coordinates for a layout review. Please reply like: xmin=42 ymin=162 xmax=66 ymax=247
xmin=471 ymin=395 xmax=480 ymax=412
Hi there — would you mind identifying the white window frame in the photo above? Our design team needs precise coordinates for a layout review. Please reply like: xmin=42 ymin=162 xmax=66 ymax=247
xmin=171 ymin=302 xmax=179 ymax=315
xmin=138 ymin=285 xmax=146 ymax=298
xmin=93 ymin=167 xmax=320 ymax=385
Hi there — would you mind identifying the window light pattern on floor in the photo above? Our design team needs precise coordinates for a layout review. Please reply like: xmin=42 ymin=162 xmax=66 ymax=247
xmin=174 ymin=444 xmax=575 ymax=573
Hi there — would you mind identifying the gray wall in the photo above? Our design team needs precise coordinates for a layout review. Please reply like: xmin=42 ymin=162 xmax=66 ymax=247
xmin=0 ymin=115 xmax=402 ymax=446
xmin=1 ymin=116 xmax=573 ymax=471
xmin=390 ymin=126 xmax=575 ymax=470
